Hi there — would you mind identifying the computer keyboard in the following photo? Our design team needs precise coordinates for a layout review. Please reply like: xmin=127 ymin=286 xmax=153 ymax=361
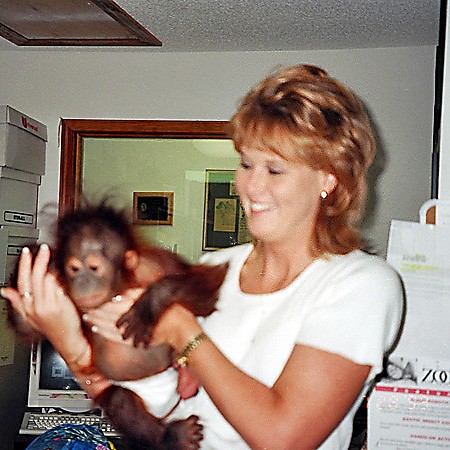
xmin=19 ymin=411 xmax=120 ymax=437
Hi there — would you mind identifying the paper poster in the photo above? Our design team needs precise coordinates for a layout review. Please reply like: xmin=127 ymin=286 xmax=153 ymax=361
xmin=369 ymin=381 xmax=450 ymax=449
xmin=0 ymin=297 xmax=15 ymax=366
xmin=368 ymin=220 xmax=450 ymax=449
xmin=386 ymin=220 xmax=450 ymax=362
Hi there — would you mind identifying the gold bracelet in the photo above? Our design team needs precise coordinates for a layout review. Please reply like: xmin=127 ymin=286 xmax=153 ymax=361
xmin=177 ymin=332 xmax=208 ymax=367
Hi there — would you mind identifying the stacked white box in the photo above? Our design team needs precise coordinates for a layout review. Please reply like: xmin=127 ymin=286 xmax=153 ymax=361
xmin=0 ymin=167 xmax=42 ymax=228
xmin=0 ymin=106 xmax=46 ymax=285
xmin=0 ymin=227 xmax=39 ymax=287
xmin=0 ymin=105 xmax=46 ymax=228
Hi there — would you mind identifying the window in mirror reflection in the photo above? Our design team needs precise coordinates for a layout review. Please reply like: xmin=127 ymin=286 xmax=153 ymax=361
xmin=82 ymin=138 xmax=240 ymax=262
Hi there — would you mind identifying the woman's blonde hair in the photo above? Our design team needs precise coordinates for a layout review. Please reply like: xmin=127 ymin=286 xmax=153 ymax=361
xmin=229 ymin=64 xmax=376 ymax=256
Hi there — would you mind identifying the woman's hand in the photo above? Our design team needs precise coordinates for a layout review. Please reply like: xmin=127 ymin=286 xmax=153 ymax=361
xmin=2 ymin=245 xmax=81 ymax=343
xmin=84 ymin=288 xmax=201 ymax=353
xmin=2 ymin=245 xmax=112 ymax=399
xmin=150 ymin=304 xmax=203 ymax=400
xmin=82 ymin=288 xmax=143 ymax=345
xmin=150 ymin=303 xmax=202 ymax=353
xmin=84 ymin=291 xmax=202 ymax=401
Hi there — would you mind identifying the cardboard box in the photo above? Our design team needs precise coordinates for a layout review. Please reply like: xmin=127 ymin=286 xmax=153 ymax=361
xmin=0 ymin=167 xmax=40 ymax=228
xmin=0 ymin=226 xmax=39 ymax=286
xmin=0 ymin=105 xmax=46 ymax=175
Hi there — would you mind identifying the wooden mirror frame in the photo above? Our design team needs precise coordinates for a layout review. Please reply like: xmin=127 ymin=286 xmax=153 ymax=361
xmin=59 ymin=119 xmax=229 ymax=214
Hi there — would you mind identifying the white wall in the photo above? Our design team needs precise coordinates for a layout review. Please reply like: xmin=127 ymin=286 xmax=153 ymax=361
xmin=439 ymin=4 xmax=450 ymax=198
xmin=0 ymin=46 xmax=436 ymax=255
xmin=0 ymin=44 xmax=437 ymax=450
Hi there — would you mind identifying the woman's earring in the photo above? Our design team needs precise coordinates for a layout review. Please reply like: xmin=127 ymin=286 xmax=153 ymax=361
xmin=320 ymin=190 xmax=328 ymax=199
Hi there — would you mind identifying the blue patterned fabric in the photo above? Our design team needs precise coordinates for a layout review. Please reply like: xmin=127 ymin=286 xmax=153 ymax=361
xmin=25 ymin=424 xmax=114 ymax=450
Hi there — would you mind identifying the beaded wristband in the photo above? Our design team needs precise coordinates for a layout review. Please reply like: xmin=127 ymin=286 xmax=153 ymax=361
xmin=177 ymin=332 xmax=208 ymax=367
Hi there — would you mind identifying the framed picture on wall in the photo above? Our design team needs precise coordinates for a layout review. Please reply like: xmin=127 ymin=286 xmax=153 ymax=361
xmin=133 ymin=191 xmax=174 ymax=225
xmin=202 ymin=170 xmax=252 ymax=250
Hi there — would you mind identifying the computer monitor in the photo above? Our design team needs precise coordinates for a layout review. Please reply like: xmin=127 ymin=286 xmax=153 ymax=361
xmin=27 ymin=340 xmax=95 ymax=412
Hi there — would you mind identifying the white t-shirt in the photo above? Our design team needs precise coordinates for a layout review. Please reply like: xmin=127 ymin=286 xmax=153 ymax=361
xmin=129 ymin=244 xmax=404 ymax=449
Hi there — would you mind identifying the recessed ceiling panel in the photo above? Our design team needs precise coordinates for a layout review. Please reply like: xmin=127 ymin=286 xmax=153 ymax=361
xmin=0 ymin=0 xmax=161 ymax=46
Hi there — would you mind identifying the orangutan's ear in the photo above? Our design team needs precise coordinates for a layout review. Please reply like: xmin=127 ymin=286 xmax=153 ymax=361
xmin=124 ymin=250 xmax=139 ymax=271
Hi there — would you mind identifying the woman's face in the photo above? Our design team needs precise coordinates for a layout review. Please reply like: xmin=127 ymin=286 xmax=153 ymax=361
xmin=235 ymin=146 xmax=335 ymax=245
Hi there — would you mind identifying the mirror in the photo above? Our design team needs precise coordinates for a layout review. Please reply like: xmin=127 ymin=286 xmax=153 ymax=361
xmin=59 ymin=119 xmax=249 ymax=261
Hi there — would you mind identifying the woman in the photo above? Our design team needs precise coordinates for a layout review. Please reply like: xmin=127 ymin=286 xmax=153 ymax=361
xmin=3 ymin=64 xmax=403 ymax=449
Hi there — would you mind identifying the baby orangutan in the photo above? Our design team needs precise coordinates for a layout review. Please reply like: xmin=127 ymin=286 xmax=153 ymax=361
xmin=8 ymin=203 xmax=228 ymax=450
